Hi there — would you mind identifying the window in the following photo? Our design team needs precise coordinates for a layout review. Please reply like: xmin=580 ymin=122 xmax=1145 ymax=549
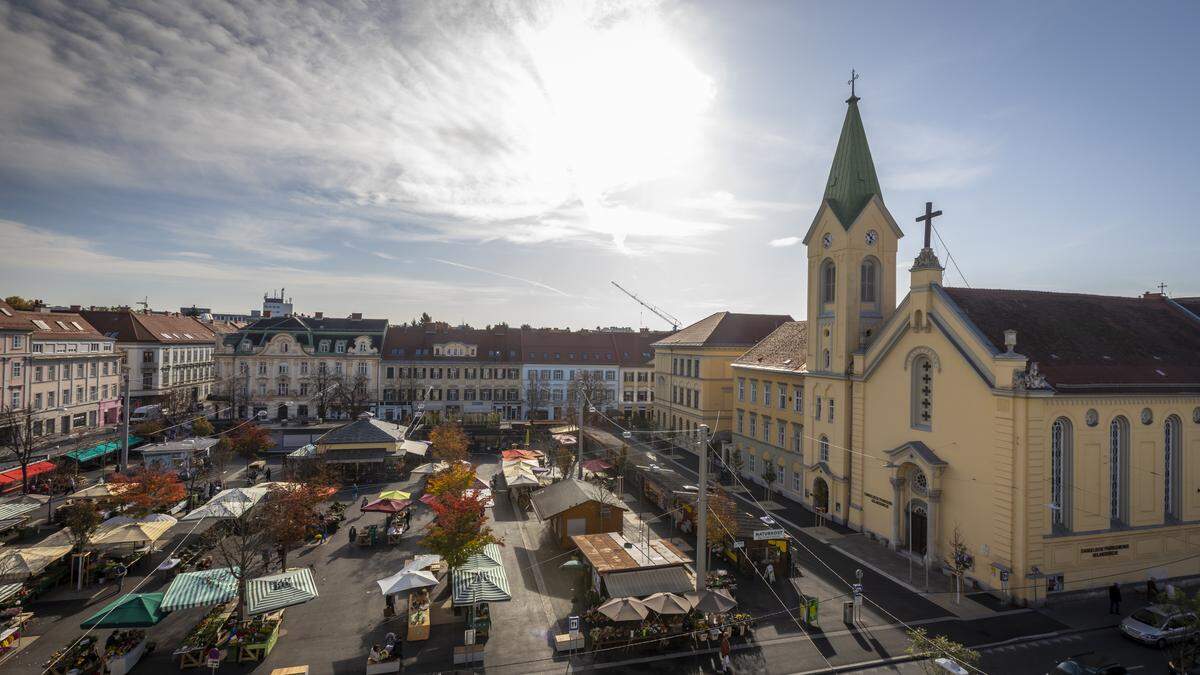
xmin=815 ymin=396 xmax=822 ymax=420
xmin=763 ymin=382 xmax=772 ymax=409
xmin=750 ymin=380 xmax=758 ymax=404
xmin=1109 ymin=416 xmax=1129 ymax=525
xmin=299 ymin=382 xmax=309 ymax=396
xmin=277 ymin=382 xmax=288 ymax=395
xmin=792 ymin=468 xmax=802 ymax=492
xmin=792 ymin=424 xmax=802 ymax=453
xmin=818 ymin=435 xmax=830 ymax=462
xmin=11 ymin=335 xmax=21 ymax=348
xmin=823 ymin=349 xmax=831 ymax=370
xmin=335 ymin=341 xmax=346 ymax=354
xmin=820 ymin=259 xmax=836 ymax=303
xmin=737 ymin=410 xmax=744 ymax=434
xmin=11 ymin=361 xmax=20 ymax=378
xmin=912 ymin=356 xmax=933 ymax=429
xmin=33 ymin=392 xmax=42 ymax=409
xmin=861 ymin=257 xmax=878 ymax=303
xmin=793 ymin=386 xmax=803 ymax=413
xmin=749 ymin=413 xmax=757 ymax=437
xmin=763 ymin=417 xmax=771 ymax=442
xmin=747 ymin=453 xmax=756 ymax=474
xmin=278 ymin=364 xmax=288 ymax=375
xmin=779 ymin=386 xmax=787 ymax=409
xmin=828 ymin=399 xmax=835 ymax=422
xmin=1050 ymin=417 xmax=1072 ymax=531
xmin=1165 ymin=415 xmax=1182 ymax=521
xmin=300 ymin=362 xmax=309 ymax=376
xmin=319 ymin=340 xmax=330 ymax=353
xmin=737 ymin=378 xmax=745 ymax=402
xmin=777 ymin=420 xmax=785 ymax=446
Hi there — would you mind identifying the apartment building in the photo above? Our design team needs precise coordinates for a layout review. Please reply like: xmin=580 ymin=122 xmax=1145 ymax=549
xmin=214 ymin=312 xmax=386 ymax=420
xmin=377 ymin=324 xmax=524 ymax=422
xmin=651 ymin=312 xmax=792 ymax=453
xmin=729 ymin=321 xmax=808 ymax=501
xmin=81 ymin=309 xmax=216 ymax=413
xmin=0 ymin=302 xmax=122 ymax=440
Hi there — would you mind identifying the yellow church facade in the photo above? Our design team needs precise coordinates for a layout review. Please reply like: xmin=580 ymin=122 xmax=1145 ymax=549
xmin=754 ymin=89 xmax=1200 ymax=605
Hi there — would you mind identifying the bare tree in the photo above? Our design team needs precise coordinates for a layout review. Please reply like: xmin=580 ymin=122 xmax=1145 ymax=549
xmin=0 ymin=405 xmax=40 ymax=495
xmin=567 ymin=370 xmax=615 ymax=419
xmin=524 ymin=379 xmax=552 ymax=420
xmin=302 ymin=364 xmax=341 ymax=419
xmin=333 ymin=372 xmax=373 ymax=418
xmin=209 ymin=512 xmax=270 ymax=621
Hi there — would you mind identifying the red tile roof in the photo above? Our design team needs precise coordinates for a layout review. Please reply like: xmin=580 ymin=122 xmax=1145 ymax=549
xmin=80 ymin=310 xmax=215 ymax=344
xmin=14 ymin=310 xmax=108 ymax=340
xmin=943 ymin=287 xmax=1200 ymax=393
xmin=653 ymin=312 xmax=794 ymax=348
xmin=733 ymin=321 xmax=808 ymax=372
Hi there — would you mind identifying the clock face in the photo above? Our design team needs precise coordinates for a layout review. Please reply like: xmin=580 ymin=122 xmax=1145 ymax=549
xmin=822 ymin=233 xmax=832 ymax=249
xmin=866 ymin=230 xmax=878 ymax=246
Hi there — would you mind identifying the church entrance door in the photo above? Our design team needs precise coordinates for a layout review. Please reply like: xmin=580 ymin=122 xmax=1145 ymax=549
xmin=813 ymin=478 xmax=830 ymax=514
xmin=906 ymin=500 xmax=928 ymax=556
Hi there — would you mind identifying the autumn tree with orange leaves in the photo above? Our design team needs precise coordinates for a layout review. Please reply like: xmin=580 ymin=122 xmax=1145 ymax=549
xmin=429 ymin=422 xmax=469 ymax=463
xmin=230 ymin=423 xmax=275 ymax=460
xmin=425 ymin=462 xmax=475 ymax=499
xmin=258 ymin=478 xmax=334 ymax=570
xmin=110 ymin=466 xmax=187 ymax=516
xmin=422 ymin=489 xmax=499 ymax=570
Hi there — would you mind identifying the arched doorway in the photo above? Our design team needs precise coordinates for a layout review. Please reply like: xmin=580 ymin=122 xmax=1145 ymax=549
xmin=277 ymin=404 xmax=288 ymax=421
xmin=906 ymin=499 xmax=928 ymax=556
xmin=812 ymin=478 xmax=830 ymax=514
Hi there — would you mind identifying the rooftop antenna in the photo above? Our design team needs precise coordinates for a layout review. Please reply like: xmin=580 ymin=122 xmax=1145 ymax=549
xmin=137 ymin=297 xmax=150 ymax=314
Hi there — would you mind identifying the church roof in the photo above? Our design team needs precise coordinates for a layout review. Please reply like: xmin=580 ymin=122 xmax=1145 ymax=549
xmin=943 ymin=287 xmax=1200 ymax=393
xmin=733 ymin=321 xmax=808 ymax=372
xmin=653 ymin=312 xmax=794 ymax=348
xmin=823 ymin=95 xmax=882 ymax=227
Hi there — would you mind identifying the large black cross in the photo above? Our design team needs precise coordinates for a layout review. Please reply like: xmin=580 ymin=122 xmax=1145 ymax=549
xmin=915 ymin=201 xmax=943 ymax=249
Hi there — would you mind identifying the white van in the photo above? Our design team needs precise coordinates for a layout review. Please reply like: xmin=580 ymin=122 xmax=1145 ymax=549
xmin=129 ymin=404 xmax=164 ymax=424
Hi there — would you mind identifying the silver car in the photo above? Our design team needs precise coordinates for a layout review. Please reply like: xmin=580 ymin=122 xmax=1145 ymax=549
xmin=1119 ymin=605 xmax=1197 ymax=648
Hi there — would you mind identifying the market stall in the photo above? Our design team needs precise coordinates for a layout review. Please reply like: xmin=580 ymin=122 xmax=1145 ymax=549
xmin=173 ymin=601 xmax=235 ymax=669
xmin=451 ymin=544 xmax=510 ymax=643
xmin=181 ymin=487 xmax=269 ymax=521
xmin=78 ymin=593 xmax=165 ymax=675
xmin=235 ymin=567 xmax=318 ymax=662
xmin=716 ymin=509 xmax=791 ymax=577
xmin=0 ymin=608 xmax=33 ymax=658
xmin=89 ymin=513 xmax=177 ymax=550
xmin=44 ymin=635 xmax=103 ymax=675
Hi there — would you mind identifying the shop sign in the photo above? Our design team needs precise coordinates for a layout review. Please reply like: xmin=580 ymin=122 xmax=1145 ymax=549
xmin=753 ymin=528 xmax=786 ymax=541
xmin=1080 ymin=543 xmax=1129 ymax=558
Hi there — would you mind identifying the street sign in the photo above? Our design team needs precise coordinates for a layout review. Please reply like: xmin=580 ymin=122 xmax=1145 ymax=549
xmin=999 ymin=569 xmax=1010 ymax=583
xmin=753 ymin=528 xmax=786 ymax=541
xmin=732 ymin=540 xmax=745 ymax=549
xmin=568 ymin=615 xmax=580 ymax=632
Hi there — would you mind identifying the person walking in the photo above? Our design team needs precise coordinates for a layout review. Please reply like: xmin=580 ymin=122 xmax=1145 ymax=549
xmin=719 ymin=634 xmax=732 ymax=673
xmin=1147 ymin=577 xmax=1159 ymax=602
xmin=1108 ymin=582 xmax=1122 ymax=614
xmin=349 ymin=525 xmax=357 ymax=546
xmin=765 ymin=562 xmax=775 ymax=584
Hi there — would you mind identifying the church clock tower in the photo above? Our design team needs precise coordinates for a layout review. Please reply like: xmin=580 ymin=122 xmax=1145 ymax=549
xmin=799 ymin=78 xmax=902 ymax=524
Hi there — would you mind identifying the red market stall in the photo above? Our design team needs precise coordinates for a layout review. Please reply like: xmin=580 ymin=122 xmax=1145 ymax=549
xmin=0 ymin=462 xmax=56 ymax=494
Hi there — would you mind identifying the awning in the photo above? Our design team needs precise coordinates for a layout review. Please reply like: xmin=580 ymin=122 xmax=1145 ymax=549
xmin=0 ymin=461 xmax=56 ymax=487
xmin=401 ymin=440 xmax=430 ymax=457
xmin=64 ymin=437 xmax=143 ymax=463
xmin=323 ymin=448 xmax=394 ymax=464
xmin=0 ymin=502 xmax=38 ymax=522
xmin=80 ymin=592 xmax=166 ymax=628
xmin=501 ymin=449 xmax=543 ymax=462
xmin=452 ymin=567 xmax=510 ymax=605
xmin=161 ymin=567 xmax=239 ymax=612
xmin=91 ymin=514 xmax=177 ymax=546
xmin=182 ymin=487 xmax=268 ymax=520
xmin=460 ymin=543 xmax=504 ymax=571
xmin=244 ymin=568 xmax=318 ymax=615
xmin=0 ymin=545 xmax=72 ymax=582
xmin=552 ymin=434 xmax=577 ymax=445
xmin=549 ymin=425 xmax=579 ymax=434
xmin=603 ymin=566 xmax=694 ymax=598
xmin=0 ymin=582 xmax=22 ymax=604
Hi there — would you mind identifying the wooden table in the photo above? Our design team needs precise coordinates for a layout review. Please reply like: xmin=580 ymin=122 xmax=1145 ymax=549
xmin=407 ymin=606 xmax=430 ymax=642
xmin=452 ymin=644 xmax=484 ymax=665
xmin=269 ymin=667 xmax=309 ymax=675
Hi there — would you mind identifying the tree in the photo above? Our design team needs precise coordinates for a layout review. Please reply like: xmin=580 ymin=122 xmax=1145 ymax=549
xmin=3 ymin=296 xmax=36 ymax=310
xmin=133 ymin=418 xmax=166 ymax=439
xmin=332 ymin=372 xmax=373 ymax=419
xmin=258 ymin=479 xmax=332 ymax=571
xmin=761 ymin=461 xmax=778 ymax=502
xmin=0 ymin=406 xmax=39 ymax=495
xmin=422 ymin=490 xmax=499 ymax=571
xmin=904 ymin=628 xmax=981 ymax=675
xmin=60 ymin=501 xmax=101 ymax=551
xmin=191 ymin=416 xmax=214 ymax=437
xmin=302 ymin=365 xmax=341 ymax=419
xmin=209 ymin=511 xmax=269 ymax=621
xmin=551 ymin=444 xmax=575 ymax=483
xmin=429 ymin=422 xmax=470 ymax=463
xmin=426 ymin=462 xmax=475 ymax=498
xmin=211 ymin=436 xmax=235 ymax=481
xmin=524 ymin=379 xmax=552 ymax=419
xmin=945 ymin=525 xmax=974 ymax=604
xmin=729 ymin=447 xmax=745 ymax=478
xmin=110 ymin=466 xmax=187 ymax=516
xmin=706 ymin=488 xmax=738 ymax=557
xmin=566 ymin=371 xmax=614 ymax=418
xmin=230 ymin=423 xmax=274 ymax=460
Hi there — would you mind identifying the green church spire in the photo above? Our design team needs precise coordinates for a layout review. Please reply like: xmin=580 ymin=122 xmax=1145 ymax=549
xmin=822 ymin=87 xmax=882 ymax=227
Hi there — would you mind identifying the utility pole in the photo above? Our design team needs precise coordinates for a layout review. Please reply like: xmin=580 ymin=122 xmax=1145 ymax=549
xmin=695 ymin=423 xmax=709 ymax=595
xmin=119 ymin=357 xmax=131 ymax=472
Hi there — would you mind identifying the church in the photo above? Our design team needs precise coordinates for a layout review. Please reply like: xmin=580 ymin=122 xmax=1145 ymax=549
xmin=733 ymin=84 xmax=1200 ymax=604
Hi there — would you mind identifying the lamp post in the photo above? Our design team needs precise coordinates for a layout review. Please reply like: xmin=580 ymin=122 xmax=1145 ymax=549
xmin=694 ymin=423 xmax=710 ymax=595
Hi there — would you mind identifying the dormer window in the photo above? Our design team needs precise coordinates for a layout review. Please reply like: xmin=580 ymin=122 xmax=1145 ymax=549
xmin=319 ymin=340 xmax=330 ymax=353
xmin=335 ymin=340 xmax=347 ymax=353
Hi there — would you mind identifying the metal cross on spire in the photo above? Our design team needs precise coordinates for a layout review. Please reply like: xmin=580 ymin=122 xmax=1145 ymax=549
xmin=915 ymin=201 xmax=943 ymax=249
xmin=847 ymin=69 xmax=860 ymax=99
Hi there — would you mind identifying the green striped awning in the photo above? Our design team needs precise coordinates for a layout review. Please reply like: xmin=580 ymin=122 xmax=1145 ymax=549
xmin=459 ymin=543 xmax=504 ymax=571
xmin=452 ymin=566 xmax=511 ymax=606
xmin=0 ymin=582 xmax=22 ymax=604
xmin=65 ymin=437 xmax=143 ymax=463
xmin=244 ymin=568 xmax=318 ymax=615
xmin=161 ymin=567 xmax=239 ymax=612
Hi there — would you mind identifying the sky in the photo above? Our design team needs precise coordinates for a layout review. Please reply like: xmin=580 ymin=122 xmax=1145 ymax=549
xmin=1 ymin=0 xmax=1198 ymax=329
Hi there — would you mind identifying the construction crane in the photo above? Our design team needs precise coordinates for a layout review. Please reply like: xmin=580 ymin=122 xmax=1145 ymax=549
xmin=611 ymin=281 xmax=681 ymax=331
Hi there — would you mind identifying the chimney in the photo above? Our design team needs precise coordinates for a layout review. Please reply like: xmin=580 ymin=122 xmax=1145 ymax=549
xmin=351 ymin=312 xmax=363 ymax=321
xmin=314 ymin=311 xmax=323 ymax=319
xmin=70 ymin=305 xmax=81 ymax=312
xmin=1142 ymin=291 xmax=1164 ymax=300
xmin=1003 ymin=329 xmax=1017 ymax=354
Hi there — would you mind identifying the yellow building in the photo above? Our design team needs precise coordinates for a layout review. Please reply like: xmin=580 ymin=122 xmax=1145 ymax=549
xmin=770 ymin=89 xmax=1200 ymax=604
xmin=730 ymin=322 xmax=808 ymax=502
xmin=652 ymin=312 xmax=791 ymax=453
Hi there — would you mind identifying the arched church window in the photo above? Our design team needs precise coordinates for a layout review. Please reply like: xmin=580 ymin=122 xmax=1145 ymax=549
xmin=911 ymin=356 xmax=933 ymax=429
xmin=823 ymin=349 xmax=831 ymax=370
xmin=818 ymin=435 xmax=830 ymax=462
xmin=1109 ymin=416 xmax=1129 ymax=525
xmin=1165 ymin=415 xmax=1182 ymax=521
xmin=1050 ymin=417 xmax=1072 ymax=531
xmin=860 ymin=258 xmax=878 ymax=303
xmin=821 ymin=259 xmax=836 ymax=304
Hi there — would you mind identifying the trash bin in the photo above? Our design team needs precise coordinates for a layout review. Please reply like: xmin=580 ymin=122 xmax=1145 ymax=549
xmin=842 ymin=601 xmax=855 ymax=625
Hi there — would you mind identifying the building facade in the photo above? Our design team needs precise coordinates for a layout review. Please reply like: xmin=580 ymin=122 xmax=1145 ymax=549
xmin=214 ymin=313 xmax=386 ymax=421
xmin=746 ymin=89 xmax=1200 ymax=604
xmin=652 ymin=312 xmax=791 ymax=452
xmin=81 ymin=310 xmax=216 ymax=413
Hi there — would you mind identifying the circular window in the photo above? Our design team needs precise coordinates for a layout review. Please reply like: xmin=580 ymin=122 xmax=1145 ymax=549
xmin=911 ymin=470 xmax=928 ymax=495
xmin=1085 ymin=409 xmax=1099 ymax=427
xmin=1141 ymin=408 xmax=1153 ymax=425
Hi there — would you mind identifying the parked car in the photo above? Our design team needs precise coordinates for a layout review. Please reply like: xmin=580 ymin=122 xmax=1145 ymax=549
xmin=1120 ymin=605 xmax=1199 ymax=648
xmin=1051 ymin=653 xmax=1127 ymax=674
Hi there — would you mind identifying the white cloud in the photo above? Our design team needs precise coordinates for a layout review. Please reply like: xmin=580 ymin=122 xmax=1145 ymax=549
xmin=769 ymin=236 xmax=801 ymax=248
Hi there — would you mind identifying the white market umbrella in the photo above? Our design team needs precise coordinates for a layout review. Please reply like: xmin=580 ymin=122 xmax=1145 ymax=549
xmin=643 ymin=592 xmax=692 ymax=615
xmin=91 ymin=514 xmax=177 ymax=546
xmin=377 ymin=568 xmax=439 ymax=595
xmin=182 ymin=487 xmax=268 ymax=520
xmin=410 ymin=462 xmax=448 ymax=476
xmin=404 ymin=554 xmax=442 ymax=572
xmin=598 ymin=596 xmax=649 ymax=622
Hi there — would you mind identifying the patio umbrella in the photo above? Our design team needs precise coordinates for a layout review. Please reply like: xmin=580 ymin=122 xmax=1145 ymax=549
xmin=362 ymin=498 xmax=412 ymax=513
xmin=418 ymin=493 xmax=437 ymax=505
xmin=451 ymin=567 xmax=511 ymax=605
xmin=91 ymin=514 xmax=177 ymax=546
xmin=404 ymin=554 xmax=442 ymax=572
xmin=0 ymin=545 xmax=72 ymax=582
xmin=181 ymin=487 xmax=268 ymax=520
xmin=80 ymin=593 xmax=166 ymax=628
xmin=244 ymin=568 xmax=319 ymax=615
xmin=376 ymin=568 xmax=439 ymax=595
xmin=642 ymin=592 xmax=692 ymax=615
xmin=597 ymin=597 xmax=649 ymax=622
xmin=378 ymin=490 xmax=411 ymax=501
xmin=161 ymin=567 xmax=239 ymax=612
xmin=686 ymin=589 xmax=737 ymax=614
xmin=410 ymin=462 xmax=448 ymax=476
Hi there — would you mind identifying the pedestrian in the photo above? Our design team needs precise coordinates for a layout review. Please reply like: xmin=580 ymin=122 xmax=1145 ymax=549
xmin=385 ymin=593 xmax=395 ymax=613
xmin=361 ymin=496 xmax=369 ymax=510
xmin=352 ymin=482 xmax=359 ymax=500
xmin=349 ymin=525 xmax=357 ymax=545
xmin=719 ymin=634 xmax=732 ymax=673
xmin=1108 ymin=582 xmax=1122 ymax=614
xmin=265 ymin=467 xmax=272 ymax=481
xmin=765 ymin=562 xmax=775 ymax=584
xmin=114 ymin=563 xmax=128 ymax=593
xmin=1147 ymin=577 xmax=1159 ymax=602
